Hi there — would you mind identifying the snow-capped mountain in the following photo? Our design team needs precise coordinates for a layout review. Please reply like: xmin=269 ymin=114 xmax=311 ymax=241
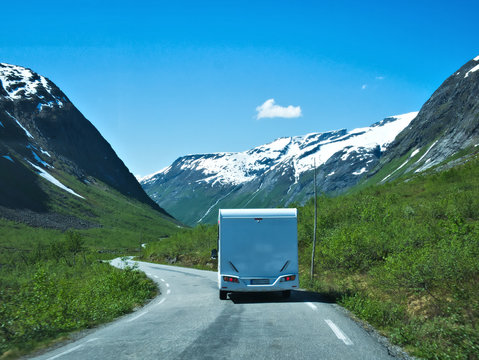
xmin=141 ymin=112 xmax=417 ymax=225
xmin=0 ymin=63 xmax=172 ymax=228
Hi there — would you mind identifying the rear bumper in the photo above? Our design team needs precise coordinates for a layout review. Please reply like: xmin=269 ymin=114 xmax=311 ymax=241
xmin=219 ymin=273 xmax=299 ymax=292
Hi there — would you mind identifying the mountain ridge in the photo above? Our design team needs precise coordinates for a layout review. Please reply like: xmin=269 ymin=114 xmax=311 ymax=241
xmin=141 ymin=112 xmax=418 ymax=225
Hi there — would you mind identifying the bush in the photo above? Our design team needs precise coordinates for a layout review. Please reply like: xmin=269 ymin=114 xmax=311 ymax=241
xmin=0 ymin=248 xmax=156 ymax=356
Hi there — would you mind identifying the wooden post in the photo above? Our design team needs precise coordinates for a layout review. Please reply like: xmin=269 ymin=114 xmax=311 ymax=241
xmin=310 ymin=158 xmax=317 ymax=281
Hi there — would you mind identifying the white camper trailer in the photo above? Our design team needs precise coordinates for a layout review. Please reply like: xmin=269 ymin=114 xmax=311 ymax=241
xmin=217 ymin=208 xmax=299 ymax=300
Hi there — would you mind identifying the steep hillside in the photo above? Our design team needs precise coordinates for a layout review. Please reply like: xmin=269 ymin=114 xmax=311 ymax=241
xmin=0 ymin=63 xmax=175 ymax=230
xmin=141 ymin=112 xmax=417 ymax=225
xmin=367 ymin=55 xmax=479 ymax=183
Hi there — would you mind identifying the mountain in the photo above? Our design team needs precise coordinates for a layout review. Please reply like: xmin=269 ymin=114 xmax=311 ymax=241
xmin=0 ymin=63 xmax=174 ymax=229
xmin=367 ymin=55 xmax=479 ymax=183
xmin=140 ymin=112 xmax=417 ymax=225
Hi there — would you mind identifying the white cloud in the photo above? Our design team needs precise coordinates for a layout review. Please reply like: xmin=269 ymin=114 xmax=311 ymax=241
xmin=376 ymin=76 xmax=385 ymax=80
xmin=256 ymin=99 xmax=302 ymax=120
xmin=361 ymin=84 xmax=367 ymax=90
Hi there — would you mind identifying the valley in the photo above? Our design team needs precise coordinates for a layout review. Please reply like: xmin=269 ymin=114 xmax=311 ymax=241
xmin=0 ymin=53 xmax=478 ymax=359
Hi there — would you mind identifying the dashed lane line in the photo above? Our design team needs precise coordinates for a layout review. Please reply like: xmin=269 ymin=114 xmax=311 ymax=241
xmin=306 ymin=302 xmax=318 ymax=311
xmin=47 ymin=338 xmax=100 ymax=359
xmin=325 ymin=319 xmax=354 ymax=345
xmin=127 ymin=311 xmax=148 ymax=322
xmin=157 ymin=298 xmax=166 ymax=306
xmin=47 ymin=345 xmax=83 ymax=360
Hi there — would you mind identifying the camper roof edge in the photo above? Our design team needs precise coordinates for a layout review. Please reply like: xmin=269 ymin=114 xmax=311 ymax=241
xmin=219 ymin=208 xmax=297 ymax=219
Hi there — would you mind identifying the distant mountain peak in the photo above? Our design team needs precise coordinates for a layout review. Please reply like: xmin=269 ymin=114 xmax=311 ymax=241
xmin=145 ymin=111 xmax=417 ymax=187
xmin=141 ymin=112 xmax=417 ymax=225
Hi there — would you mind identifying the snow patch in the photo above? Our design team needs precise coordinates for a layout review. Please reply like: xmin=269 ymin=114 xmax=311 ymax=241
xmin=410 ymin=148 xmax=420 ymax=158
xmin=352 ymin=167 xmax=367 ymax=176
xmin=5 ymin=111 xmax=34 ymax=138
xmin=244 ymin=183 xmax=263 ymax=206
xmin=381 ymin=159 xmax=410 ymax=182
xmin=415 ymin=140 xmax=438 ymax=165
xmin=197 ymin=187 xmax=236 ymax=222
xmin=40 ymin=148 xmax=51 ymax=157
xmin=0 ymin=63 xmax=64 ymax=107
xmin=31 ymin=150 xmax=52 ymax=168
xmin=27 ymin=161 xmax=84 ymax=199
xmin=474 ymin=55 xmax=479 ymax=61
xmin=414 ymin=140 xmax=439 ymax=173
xmin=139 ymin=165 xmax=172 ymax=184
xmin=37 ymin=99 xmax=63 ymax=112
xmin=381 ymin=173 xmax=393 ymax=182
xmin=327 ymin=171 xmax=335 ymax=177
xmin=465 ymin=64 xmax=479 ymax=78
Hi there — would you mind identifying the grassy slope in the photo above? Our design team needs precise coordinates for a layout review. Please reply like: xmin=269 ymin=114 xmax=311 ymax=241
xmin=143 ymin=153 xmax=479 ymax=360
xmin=0 ymin=171 xmax=181 ymax=250
xmin=0 ymin=175 xmax=181 ymax=358
xmin=299 ymin=154 xmax=479 ymax=359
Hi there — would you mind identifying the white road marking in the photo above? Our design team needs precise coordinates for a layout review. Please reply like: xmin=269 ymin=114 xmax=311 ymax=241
xmin=158 ymin=298 xmax=166 ymax=305
xmin=127 ymin=311 xmax=148 ymax=322
xmin=306 ymin=302 xmax=318 ymax=311
xmin=325 ymin=319 xmax=353 ymax=345
xmin=86 ymin=338 xmax=99 ymax=343
xmin=167 ymin=289 xmax=171 ymax=295
xmin=166 ymin=283 xmax=170 ymax=288
xmin=154 ymin=275 xmax=159 ymax=279
xmin=146 ymin=273 xmax=152 ymax=276
xmin=160 ymin=278 xmax=165 ymax=282
xmin=47 ymin=344 xmax=83 ymax=359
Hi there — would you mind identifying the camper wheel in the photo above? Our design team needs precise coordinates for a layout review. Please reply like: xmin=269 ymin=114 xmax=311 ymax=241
xmin=219 ymin=290 xmax=227 ymax=300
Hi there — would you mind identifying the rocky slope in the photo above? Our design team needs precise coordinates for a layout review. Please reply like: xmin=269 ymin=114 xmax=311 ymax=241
xmin=0 ymin=63 xmax=173 ymax=228
xmin=141 ymin=112 xmax=417 ymax=225
xmin=370 ymin=55 xmax=479 ymax=181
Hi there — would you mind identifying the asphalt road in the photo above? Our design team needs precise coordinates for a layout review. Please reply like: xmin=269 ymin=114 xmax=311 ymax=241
xmin=32 ymin=258 xmax=400 ymax=360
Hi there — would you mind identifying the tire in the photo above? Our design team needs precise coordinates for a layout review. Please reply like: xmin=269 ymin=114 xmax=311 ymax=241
xmin=282 ymin=290 xmax=291 ymax=298
xmin=219 ymin=290 xmax=227 ymax=300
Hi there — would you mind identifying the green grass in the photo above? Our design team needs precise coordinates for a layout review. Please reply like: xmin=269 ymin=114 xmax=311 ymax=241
xmin=0 ymin=253 xmax=156 ymax=358
xmin=304 ymin=155 xmax=479 ymax=359
xmin=141 ymin=224 xmax=218 ymax=270
xmin=0 ymin=231 xmax=159 ymax=358
xmin=0 ymin=174 xmax=182 ymax=358
xmin=142 ymin=154 xmax=479 ymax=359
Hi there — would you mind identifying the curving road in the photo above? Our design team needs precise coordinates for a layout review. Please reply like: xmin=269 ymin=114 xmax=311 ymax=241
xmin=32 ymin=259 xmax=400 ymax=360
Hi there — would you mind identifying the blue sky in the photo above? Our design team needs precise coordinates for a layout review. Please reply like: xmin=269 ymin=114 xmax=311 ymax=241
xmin=2 ymin=0 xmax=478 ymax=177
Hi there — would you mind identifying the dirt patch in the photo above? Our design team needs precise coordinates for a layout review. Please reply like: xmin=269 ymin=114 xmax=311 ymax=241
xmin=0 ymin=206 xmax=100 ymax=230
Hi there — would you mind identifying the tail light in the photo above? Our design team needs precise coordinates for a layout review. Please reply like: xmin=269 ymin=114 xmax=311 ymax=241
xmin=280 ymin=275 xmax=296 ymax=282
xmin=223 ymin=276 xmax=239 ymax=283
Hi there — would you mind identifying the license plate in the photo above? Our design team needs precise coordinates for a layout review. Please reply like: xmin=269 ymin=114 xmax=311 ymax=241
xmin=251 ymin=279 xmax=269 ymax=285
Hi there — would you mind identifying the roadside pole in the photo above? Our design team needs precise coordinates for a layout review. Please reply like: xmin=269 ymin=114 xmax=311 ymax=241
xmin=310 ymin=158 xmax=317 ymax=281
